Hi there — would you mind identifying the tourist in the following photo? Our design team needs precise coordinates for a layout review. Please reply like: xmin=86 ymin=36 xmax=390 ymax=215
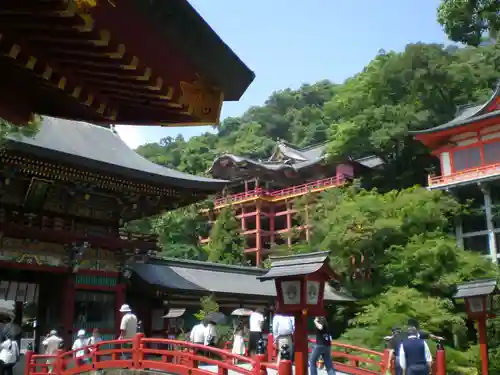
xmin=231 ymin=318 xmax=246 ymax=360
xmin=204 ymin=320 xmax=218 ymax=347
xmin=248 ymin=308 xmax=264 ymax=356
xmin=42 ymin=330 xmax=63 ymax=373
xmin=190 ymin=321 xmax=206 ymax=345
xmin=399 ymin=325 xmax=432 ymax=375
xmin=118 ymin=304 xmax=137 ymax=339
xmin=272 ymin=313 xmax=295 ymax=363
xmin=387 ymin=326 xmax=405 ymax=375
xmin=88 ymin=328 xmax=102 ymax=348
xmin=118 ymin=304 xmax=137 ymax=360
xmin=309 ymin=317 xmax=335 ymax=375
xmin=0 ymin=331 xmax=19 ymax=375
xmin=72 ymin=330 xmax=87 ymax=366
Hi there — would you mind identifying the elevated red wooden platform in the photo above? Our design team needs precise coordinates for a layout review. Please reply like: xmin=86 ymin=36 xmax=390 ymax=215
xmin=24 ymin=334 xmax=445 ymax=375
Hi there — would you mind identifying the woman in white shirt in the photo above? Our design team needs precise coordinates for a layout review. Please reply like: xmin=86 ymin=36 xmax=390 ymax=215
xmin=0 ymin=333 xmax=20 ymax=375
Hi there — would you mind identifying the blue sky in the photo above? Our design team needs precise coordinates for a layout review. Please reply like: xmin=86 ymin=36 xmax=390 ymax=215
xmin=116 ymin=0 xmax=451 ymax=149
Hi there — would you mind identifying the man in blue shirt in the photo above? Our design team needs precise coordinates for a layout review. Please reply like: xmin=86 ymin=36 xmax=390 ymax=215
xmin=399 ymin=326 xmax=432 ymax=375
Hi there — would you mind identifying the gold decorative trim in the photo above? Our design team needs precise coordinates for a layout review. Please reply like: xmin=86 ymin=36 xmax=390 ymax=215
xmin=178 ymin=78 xmax=224 ymax=125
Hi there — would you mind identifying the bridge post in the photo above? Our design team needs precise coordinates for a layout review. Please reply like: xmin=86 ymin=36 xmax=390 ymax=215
xmin=435 ymin=341 xmax=446 ymax=375
xmin=253 ymin=339 xmax=267 ymax=375
xmin=278 ymin=344 xmax=292 ymax=375
xmin=266 ymin=333 xmax=274 ymax=362
xmin=132 ymin=333 xmax=144 ymax=368
xmin=24 ymin=347 xmax=33 ymax=375
xmin=379 ymin=348 xmax=391 ymax=375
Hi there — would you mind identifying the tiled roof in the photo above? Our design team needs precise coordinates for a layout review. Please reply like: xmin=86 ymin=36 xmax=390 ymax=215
xmin=7 ymin=117 xmax=228 ymax=190
xmin=129 ymin=258 xmax=355 ymax=302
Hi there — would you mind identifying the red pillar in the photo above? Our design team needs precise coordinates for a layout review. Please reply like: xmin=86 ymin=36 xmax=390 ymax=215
xmin=435 ymin=342 xmax=446 ymax=375
xmin=256 ymin=201 xmax=262 ymax=266
xmin=293 ymin=312 xmax=308 ymax=375
xmin=477 ymin=317 xmax=489 ymax=375
xmin=286 ymin=201 xmax=292 ymax=247
xmin=62 ymin=275 xmax=75 ymax=346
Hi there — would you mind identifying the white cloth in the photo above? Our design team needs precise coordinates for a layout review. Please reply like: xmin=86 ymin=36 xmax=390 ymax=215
xmin=249 ymin=312 xmax=264 ymax=332
xmin=190 ymin=323 xmax=206 ymax=344
xmin=42 ymin=335 xmax=63 ymax=355
xmin=72 ymin=338 xmax=86 ymax=358
xmin=231 ymin=334 xmax=245 ymax=355
xmin=120 ymin=312 xmax=138 ymax=338
xmin=272 ymin=315 xmax=295 ymax=339
xmin=0 ymin=339 xmax=19 ymax=364
xmin=204 ymin=324 xmax=217 ymax=346
xmin=398 ymin=336 xmax=432 ymax=370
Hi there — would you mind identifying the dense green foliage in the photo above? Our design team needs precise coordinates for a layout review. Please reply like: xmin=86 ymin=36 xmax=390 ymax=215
xmin=0 ymin=116 xmax=40 ymax=146
xmin=207 ymin=207 xmax=246 ymax=265
xmin=437 ymin=0 xmax=499 ymax=46
xmin=133 ymin=42 xmax=500 ymax=374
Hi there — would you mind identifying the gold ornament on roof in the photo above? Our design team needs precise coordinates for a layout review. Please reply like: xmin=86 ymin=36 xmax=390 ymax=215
xmin=73 ymin=0 xmax=116 ymax=11
xmin=178 ymin=78 xmax=224 ymax=125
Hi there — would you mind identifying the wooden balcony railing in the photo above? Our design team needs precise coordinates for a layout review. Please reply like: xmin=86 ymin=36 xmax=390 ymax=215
xmin=213 ymin=176 xmax=345 ymax=207
xmin=428 ymin=162 xmax=500 ymax=187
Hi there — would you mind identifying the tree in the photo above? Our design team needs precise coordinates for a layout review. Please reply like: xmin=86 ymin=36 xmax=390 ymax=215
xmin=291 ymin=185 xmax=497 ymax=374
xmin=437 ymin=0 xmax=500 ymax=46
xmin=153 ymin=205 xmax=209 ymax=261
xmin=124 ymin=205 xmax=209 ymax=261
xmin=207 ymin=207 xmax=246 ymax=265
xmin=0 ymin=116 xmax=40 ymax=147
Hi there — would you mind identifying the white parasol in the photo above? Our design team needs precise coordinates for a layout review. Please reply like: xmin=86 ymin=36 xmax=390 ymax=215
xmin=231 ymin=308 xmax=253 ymax=316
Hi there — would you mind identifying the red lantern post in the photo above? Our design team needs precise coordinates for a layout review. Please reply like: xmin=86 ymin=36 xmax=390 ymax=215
xmin=453 ymin=279 xmax=498 ymax=375
xmin=258 ymin=252 xmax=346 ymax=375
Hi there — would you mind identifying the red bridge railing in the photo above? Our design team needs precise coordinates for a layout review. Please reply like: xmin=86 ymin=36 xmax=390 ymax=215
xmin=25 ymin=333 xmax=445 ymax=375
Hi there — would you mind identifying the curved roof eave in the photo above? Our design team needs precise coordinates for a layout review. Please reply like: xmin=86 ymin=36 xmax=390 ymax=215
xmin=7 ymin=117 xmax=228 ymax=191
xmin=411 ymin=81 xmax=500 ymax=135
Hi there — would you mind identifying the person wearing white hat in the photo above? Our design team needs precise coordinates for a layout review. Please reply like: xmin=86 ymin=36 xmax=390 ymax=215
xmin=42 ymin=330 xmax=63 ymax=373
xmin=118 ymin=304 xmax=137 ymax=360
xmin=118 ymin=304 xmax=137 ymax=340
xmin=71 ymin=330 xmax=87 ymax=365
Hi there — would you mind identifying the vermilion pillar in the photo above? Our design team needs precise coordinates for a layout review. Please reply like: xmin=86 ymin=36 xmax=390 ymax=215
xmin=293 ymin=312 xmax=308 ymax=375
xmin=477 ymin=317 xmax=489 ymax=375
xmin=256 ymin=201 xmax=262 ymax=266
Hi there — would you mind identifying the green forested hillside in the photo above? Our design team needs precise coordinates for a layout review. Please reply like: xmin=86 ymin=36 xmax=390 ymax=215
xmin=137 ymin=42 xmax=499 ymax=190
xmin=133 ymin=42 xmax=500 ymax=375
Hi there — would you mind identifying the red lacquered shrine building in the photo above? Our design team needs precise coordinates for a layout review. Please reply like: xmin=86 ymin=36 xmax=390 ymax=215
xmin=0 ymin=117 xmax=229 ymax=349
xmin=0 ymin=0 xmax=254 ymax=126
xmin=204 ymin=140 xmax=384 ymax=266
xmin=413 ymin=81 xmax=500 ymax=263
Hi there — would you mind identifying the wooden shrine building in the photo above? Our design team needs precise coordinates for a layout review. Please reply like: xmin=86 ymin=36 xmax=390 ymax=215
xmin=0 ymin=117 xmax=230 ymax=348
xmin=412 ymin=81 xmax=500 ymax=263
xmin=124 ymin=257 xmax=355 ymax=338
xmin=0 ymin=0 xmax=254 ymax=127
xmin=204 ymin=140 xmax=384 ymax=266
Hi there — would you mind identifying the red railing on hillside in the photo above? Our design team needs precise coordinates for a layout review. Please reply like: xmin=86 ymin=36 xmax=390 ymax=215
xmin=213 ymin=176 xmax=345 ymax=206
xmin=428 ymin=162 xmax=500 ymax=187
